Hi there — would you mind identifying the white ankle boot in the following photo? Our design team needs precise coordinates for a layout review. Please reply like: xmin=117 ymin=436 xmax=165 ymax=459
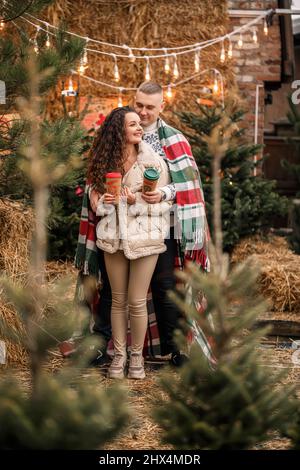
xmin=128 ymin=353 xmax=145 ymax=379
xmin=107 ymin=354 xmax=127 ymax=379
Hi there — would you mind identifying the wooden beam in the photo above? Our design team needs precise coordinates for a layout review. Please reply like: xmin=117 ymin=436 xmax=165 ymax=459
xmin=253 ymin=320 xmax=300 ymax=337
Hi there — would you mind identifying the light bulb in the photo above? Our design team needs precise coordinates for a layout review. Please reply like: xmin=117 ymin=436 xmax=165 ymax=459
xmin=114 ymin=61 xmax=120 ymax=82
xmin=252 ymin=29 xmax=258 ymax=44
xmin=128 ymin=47 xmax=136 ymax=63
xmin=83 ymin=49 xmax=88 ymax=66
xmin=238 ymin=33 xmax=243 ymax=49
xmin=173 ymin=55 xmax=179 ymax=79
xmin=194 ymin=50 xmax=200 ymax=73
xmin=220 ymin=42 xmax=225 ymax=63
xmin=34 ymin=41 xmax=39 ymax=54
xmin=264 ymin=18 xmax=268 ymax=36
xmin=33 ymin=26 xmax=40 ymax=54
xmin=228 ymin=40 xmax=233 ymax=59
xmin=213 ymin=76 xmax=219 ymax=94
xmin=45 ymin=23 xmax=50 ymax=48
xmin=164 ymin=56 xmax=170 ymax=74
xmin=78 ymin=61 xmax=86 ymax=75
xmin=145 ymin=59 xmax=151 ymax=81
xmin=166 ymin=84 xmax=173 ymax=100
xmin=0 ymin=19 xmax=5 ymax=31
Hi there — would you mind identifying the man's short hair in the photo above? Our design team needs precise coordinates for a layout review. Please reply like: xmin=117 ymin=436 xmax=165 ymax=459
xmin=137 ymin=81 xmax=163 ymax=95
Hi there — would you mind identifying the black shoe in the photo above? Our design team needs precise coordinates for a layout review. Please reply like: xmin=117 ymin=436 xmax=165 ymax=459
xmin=89 ymin=348 xmax=111 ymax=367
xmin=170 ymin=352 xmax=189 ymax=368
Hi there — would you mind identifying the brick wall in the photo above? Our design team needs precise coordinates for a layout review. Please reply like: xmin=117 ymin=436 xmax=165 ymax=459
xmin=228 ymin=0 xmax=282 ymax=146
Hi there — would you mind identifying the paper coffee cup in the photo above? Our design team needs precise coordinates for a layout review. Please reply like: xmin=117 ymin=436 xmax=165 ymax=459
xmin=143 ymin=168 xmax=160 ymax=193
xmin=105 ymin=172 xmax=122 ymax=200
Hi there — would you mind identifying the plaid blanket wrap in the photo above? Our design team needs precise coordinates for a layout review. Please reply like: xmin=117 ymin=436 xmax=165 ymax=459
xmin=74 ymin=119 xmax=213 ymax=362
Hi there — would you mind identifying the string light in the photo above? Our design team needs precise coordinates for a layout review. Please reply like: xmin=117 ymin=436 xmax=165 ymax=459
xmin=0 ymin=19 xmax=5 ymax=31
xmin=173 ymin=54 xmax=179 ymax=79
xmin=213 ymin=72 xmax=219 ymax=94
xmin=15 ymin=9 xmax=273 ymax=99
xmin=166 ymin=84 xmax=173 ymax=100
xmin=163 ymin=48 xmax=170 ymax=74
xmin=77 ymin=45 xmax=89 ymax=75
xmin=78 ymin=57 xmax=86 ymax=75
xmin=125 ymin=45 xmax=136 ymax=63
xmin=45 ymin=23 xmax=50 ymax=48
xmin=220 ymin=41 xmax=226 ymax=63
xmin=118 ymin=88 xmax=123 ymax=107
xmin=145 ymin=58 xmax=151 ymax=80
xmin=263 ymin=18 xmax=269 ymax=36
xmin=227 ymin=38 xmax=233 ymax=59
xmin=22 ymin=9 xmax=273 ymax=54
xmin=33 ymin=26 xmax=41 ymax=53
xmin=252 ymin=28 xmax=258 ymax=44
xmin=194 ymin=49 xmax=200 ymax=73
xmin=83 ymin=41 xmax=89 ymax=67
xmin=113 ymin=55 xmax=120 ymax=82
xmin=238 ymin=33 xmax=243 ymax=49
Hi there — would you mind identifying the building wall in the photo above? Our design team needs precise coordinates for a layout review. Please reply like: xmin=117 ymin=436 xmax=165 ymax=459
xmin=228 ymin=0 xmax=283 ymax=146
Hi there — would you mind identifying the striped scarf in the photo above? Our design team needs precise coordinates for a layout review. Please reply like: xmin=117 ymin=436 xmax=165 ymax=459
xmin=157 ymin=119 xmax=210 ymax=271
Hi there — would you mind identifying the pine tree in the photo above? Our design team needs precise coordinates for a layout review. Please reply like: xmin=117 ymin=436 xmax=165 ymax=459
xmin=0 ymin=0 xmax=90 ymax=260
xmin=281 ymin=96 xmax=300 ymax=254
xmin=153 ymin=109 xmax=295 ymax=450
xmin=177 ymin=100 xmax=288 ymax=252
xmin=0 ymin=20 xmax=130 ymax=450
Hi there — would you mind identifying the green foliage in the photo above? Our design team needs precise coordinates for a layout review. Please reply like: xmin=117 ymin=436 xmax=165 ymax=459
xmin=0 ymin=274 xmax=130 ymax=449
xmin=0 ymin=28 xmax=130 ymax=450
xmin=177 ymin=103 xmax=288 ymax=252
xmin=0 ymin=371 xmax=129 ymax=450
xmin=153 ymin=248 xmax=295 ymax=449
xmin=0 ymin=24 xmax=90 ymax=260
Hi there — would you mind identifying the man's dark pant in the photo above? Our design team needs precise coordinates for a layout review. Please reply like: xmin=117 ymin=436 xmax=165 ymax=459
xmin=93 ymin=230 xmax=183 ymax=356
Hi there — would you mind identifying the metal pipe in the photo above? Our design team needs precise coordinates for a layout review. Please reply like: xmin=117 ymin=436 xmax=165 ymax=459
xmin=229 ymin=9 xmax=300 ymax=17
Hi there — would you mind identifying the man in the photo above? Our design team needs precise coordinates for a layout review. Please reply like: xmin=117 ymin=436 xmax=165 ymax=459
xmin=75 ymin=81 xmax=210 ymax=366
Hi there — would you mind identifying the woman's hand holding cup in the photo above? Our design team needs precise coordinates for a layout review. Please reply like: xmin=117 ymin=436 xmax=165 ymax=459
xmin=103 ymin=193 xmax=117 ymax=204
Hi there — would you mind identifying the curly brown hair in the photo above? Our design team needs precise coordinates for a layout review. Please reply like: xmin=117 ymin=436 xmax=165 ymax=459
xmin=87 ymin=106 xmax=137 ymax=193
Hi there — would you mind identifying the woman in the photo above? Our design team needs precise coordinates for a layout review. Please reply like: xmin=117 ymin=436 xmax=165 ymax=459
xmin=87 ymin=106 xmax=171 ymax=379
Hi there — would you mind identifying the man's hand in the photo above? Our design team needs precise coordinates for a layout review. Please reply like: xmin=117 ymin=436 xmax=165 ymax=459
xmin=90 ymin=189 xmax=101 ymax=212
xmin=141 ymin=189 xmax=163 ymax=204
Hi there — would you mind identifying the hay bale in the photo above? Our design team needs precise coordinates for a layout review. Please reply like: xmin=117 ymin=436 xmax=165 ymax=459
xmin=231 ymin=235 xmax=300 ymax=313
xmin=0 ymin=198 xmax=33 ymax=367
xmin=43 ymin=0 xmax=232 ymax=124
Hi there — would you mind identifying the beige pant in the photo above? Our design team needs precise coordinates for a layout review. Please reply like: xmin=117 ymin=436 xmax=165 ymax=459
xmin=104 ymin=250 xmax=159 ymax=356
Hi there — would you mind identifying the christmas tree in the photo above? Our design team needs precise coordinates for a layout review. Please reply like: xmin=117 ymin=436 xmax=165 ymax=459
xmin=153 ymin=110 xmax=295 ymax=450
xmin=0 ymin=0 xmax=90 ymax=260
xmin=177 ymin=100 xmax=288 ymax=252
xmin=0 ymin=10 xmax=129 ymax=449
xmin=281 ymin=96 xmax=300 ymax=254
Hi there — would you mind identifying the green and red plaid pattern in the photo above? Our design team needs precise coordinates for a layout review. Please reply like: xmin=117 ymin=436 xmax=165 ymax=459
xmin=158 ymin=119 xmax=210 ymax=271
